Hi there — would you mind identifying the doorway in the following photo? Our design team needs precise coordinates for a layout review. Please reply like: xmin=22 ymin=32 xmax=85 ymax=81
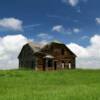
xmin=31 ymin=61 xmax=35 ymax=69
xmin=54 ymin=61 xmax=57 ymax=70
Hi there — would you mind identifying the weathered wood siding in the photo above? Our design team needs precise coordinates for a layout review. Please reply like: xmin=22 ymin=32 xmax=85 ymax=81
xmin=18 ymin=44 xmax=36 ymax=69
xmin=37 ymin=43 xmax=76 ymax=70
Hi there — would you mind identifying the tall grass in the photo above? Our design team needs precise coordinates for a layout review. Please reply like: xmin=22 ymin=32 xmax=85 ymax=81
xmin=0 ymin=69 xmax=100 ymax=100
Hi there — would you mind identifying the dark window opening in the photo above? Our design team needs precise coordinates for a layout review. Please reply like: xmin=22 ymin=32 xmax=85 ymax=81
xmin=48 ymin=59 xmax=53 ymax=67
xmin=54 ymin=61 xmax=57 ymax=70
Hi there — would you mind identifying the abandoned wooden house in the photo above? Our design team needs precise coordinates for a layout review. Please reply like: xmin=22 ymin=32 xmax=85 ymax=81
xmin=18 ymin=41 xmax=76 ymax=70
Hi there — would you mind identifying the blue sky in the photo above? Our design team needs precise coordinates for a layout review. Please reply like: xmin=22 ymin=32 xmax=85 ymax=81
xmin=0 ymin=0 xmax=100 ymax=69
xmin=0 ymin=0 xmax=100 ymax=46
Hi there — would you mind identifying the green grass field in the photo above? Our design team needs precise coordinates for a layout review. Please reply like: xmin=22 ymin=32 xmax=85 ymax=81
xmin=0 ymin=69 xmax=100 ymax=100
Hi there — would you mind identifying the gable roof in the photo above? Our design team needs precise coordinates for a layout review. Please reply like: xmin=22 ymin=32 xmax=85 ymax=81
xmin=42 ymin=41 xmax=76 ymax=57
xmin=18 ymin=42 xmax=41 ymax=58
xmin=18 ymin=41 xmax=76 ymax=58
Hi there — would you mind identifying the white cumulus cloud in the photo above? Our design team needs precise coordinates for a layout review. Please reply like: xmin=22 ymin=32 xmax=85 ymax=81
xmin=73 ymin=28 xmax=80 ymax=33
xmin=62 ymin=0 xmax=79 ymax=6
xmin=62 ymin=0 xmax=87 ymax=7
xmin=52 ymin=25 xmax=64 ymax=32
xmin=67 ymin=34 xmax=100 ymax=69
xmin=96 ymin=18 xmax=100 ymax=24
xmin=52 ymin=25 xmax=71 ymax=34
xmin=67 ymin=43 xmax=89 ymax=58
xmin=0 ymin=34 xmax=28 ymax=69
xmin=52 ymin=25 xmax=80 ymax=34
xmin=0 ymin=18 xmax=23 ymax=31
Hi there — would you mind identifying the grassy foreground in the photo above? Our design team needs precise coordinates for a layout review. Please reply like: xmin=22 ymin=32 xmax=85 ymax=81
xmin=0 ymin=69 xmax=100 ymax=100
